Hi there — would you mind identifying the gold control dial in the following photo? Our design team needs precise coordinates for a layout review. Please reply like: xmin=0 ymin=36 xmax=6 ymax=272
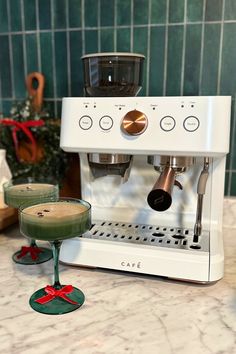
xmin=121 ymin=110 xmax=148 ymax=136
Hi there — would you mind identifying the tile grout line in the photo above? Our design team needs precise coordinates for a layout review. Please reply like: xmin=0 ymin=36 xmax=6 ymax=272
xmin=6 ymin=0 xmax=15 ymax=99
xmin=35 ymin=0 xmax=41 ymax=72
xmin=65 ymin=0 xmax=71 ymax=97
xmin=20 ymin=0 xmax=27 ymax=79
xmin=50 ymin=0 xmax=57 ymax=116
xmin=130 ymin=0 xmax=133 ymax=51
xmin=198 ymin=0 xmax=206 ymax=95
xmin=81 ymin=0 xmax=85 ymax=55
xmin=163 ymin=0 xmax=169 ymax=96
xmin=3 ymin=19 xmax=236 ymax=36
xmin=145 ymin=0 xmax=151 ymax=96
xmin=217 ymin=0 xmax=225 ymax=95
xmin=114 ymin=0 xmax=117 ymax=51
xmin=180 ymin=0 xmax=187 ymax=96
xmin=97 ymin=0 xmax=101 ymax=52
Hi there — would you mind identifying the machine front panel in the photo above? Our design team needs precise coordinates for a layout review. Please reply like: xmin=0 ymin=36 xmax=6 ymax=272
xmin=60 ymin=96 xmax=231 ymax=156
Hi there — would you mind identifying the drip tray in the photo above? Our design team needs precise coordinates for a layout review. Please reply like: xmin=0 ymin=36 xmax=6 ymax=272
xmin=79 ymin=220 xmax=209 ymax=253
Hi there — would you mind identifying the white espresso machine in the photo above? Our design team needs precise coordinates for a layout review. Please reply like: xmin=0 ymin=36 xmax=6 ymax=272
xmin=59 ymin=53 xmax=231 ymax=282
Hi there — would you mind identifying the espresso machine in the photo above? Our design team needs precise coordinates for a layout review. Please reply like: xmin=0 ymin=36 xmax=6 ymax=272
xmin=59 ymin=52 xmax=231 ymax=283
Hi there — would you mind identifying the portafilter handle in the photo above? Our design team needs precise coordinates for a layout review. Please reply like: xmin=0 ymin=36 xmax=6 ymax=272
xmin=147 ymin=166 xmax=182 ymax=211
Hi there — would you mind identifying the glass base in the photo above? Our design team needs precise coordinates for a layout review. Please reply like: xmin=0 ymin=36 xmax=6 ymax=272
xmin=29 ymin=286 xmax=85 ymax=315
xmin=12 ymin=247 xmax=53 ymax=265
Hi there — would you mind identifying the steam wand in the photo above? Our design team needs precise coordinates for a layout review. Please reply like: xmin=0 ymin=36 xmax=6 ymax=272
xmin=193 ymin=157 xmax=210 ymax=243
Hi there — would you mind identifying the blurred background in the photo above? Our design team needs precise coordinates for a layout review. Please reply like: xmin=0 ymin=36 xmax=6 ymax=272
xmin=0 ymin=0 xmax=236 ymax=195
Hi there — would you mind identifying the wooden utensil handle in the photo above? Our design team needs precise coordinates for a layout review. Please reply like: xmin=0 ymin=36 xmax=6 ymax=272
xmin=26 ymin=72 xmax=45 ymax=112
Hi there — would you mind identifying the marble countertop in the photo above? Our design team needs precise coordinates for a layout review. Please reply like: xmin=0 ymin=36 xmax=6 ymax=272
xmin=1 ymin=199 xmax=236 ymax=354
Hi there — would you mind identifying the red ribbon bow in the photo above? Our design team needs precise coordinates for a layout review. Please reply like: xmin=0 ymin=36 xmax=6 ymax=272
xmin=0 ymin=118 xmax=44 ymax=162
xmin=17 ymin=246 xmax=43 ymax=260
xmin=35 ymin=285 xmax=79 ymax=305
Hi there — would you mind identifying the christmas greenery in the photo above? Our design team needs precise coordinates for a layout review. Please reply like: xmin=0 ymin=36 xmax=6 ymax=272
xmin=0 ymin=97 xmax=68 ymax=183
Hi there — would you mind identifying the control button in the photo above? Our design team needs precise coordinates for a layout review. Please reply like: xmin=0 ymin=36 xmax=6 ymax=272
xmin=183 ymin=116 xmax=200 ymax=132
xmin=79 ymin=115 xmax=93 ymax=130
xmin=99 ymin=115 xmax=113 ymax=130
xmin=160 ymin=116 xmax=176 ymax=131
xmin=121 ymin=110 xmax=148 ymax=136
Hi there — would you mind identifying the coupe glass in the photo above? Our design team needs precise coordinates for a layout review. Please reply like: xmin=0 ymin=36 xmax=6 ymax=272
xmin=3 ymin=177 xmax=59 ymax=264
xmin=19 ymin=198 xmax=91 ymax=315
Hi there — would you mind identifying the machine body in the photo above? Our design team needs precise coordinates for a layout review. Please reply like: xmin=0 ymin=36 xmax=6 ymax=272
xmin=60 ymin=95 xmax=231 ymax=282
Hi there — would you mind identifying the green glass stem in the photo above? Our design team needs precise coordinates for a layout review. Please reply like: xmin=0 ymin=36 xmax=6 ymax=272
xmin=51 ymin=240 xmax=62 ymax=290
xmin=30 ymin=239 xmax=37 ymax=247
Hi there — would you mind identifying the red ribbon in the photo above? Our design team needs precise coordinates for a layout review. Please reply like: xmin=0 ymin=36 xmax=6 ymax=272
xmin=0 ymin=118 xmax=44 ymax=162
xmin=35 ymin=285 xmax=79 ymax=305
xmin=17 ymin=246 xmax=43 ymax=260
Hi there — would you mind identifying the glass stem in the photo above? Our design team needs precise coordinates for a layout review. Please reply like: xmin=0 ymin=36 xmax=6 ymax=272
xmin=51 ymin=241 xmax=62 ymax=289
xmin=29 ymin=239 xmax=37 ymax=247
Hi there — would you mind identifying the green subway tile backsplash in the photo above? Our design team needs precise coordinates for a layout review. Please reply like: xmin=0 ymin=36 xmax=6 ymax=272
xmin=225 ymin=0 xmax=236 ymax=20
xmin=55 ymin=31 xmax=68 ymax=97
xmin=0 ymin=0 xmax=9 ymax=32
xmin=24 ymin=0 xmax=36 ymax=31
xmin=201 ymin=24 xmax=221 ymax=95
xmin=205 ymin=0 xmax=223 ymax=21
xmin=12 ymin=35 xmax=25 ymax=98
xmin=220 ymin=23 xmax=236 ymax=95
xmin=116 ymin=0 xmax=131 ymax=26
xmin=10 ymin=0 xmax=22 ymax=32
xmin=1 ymin=0 xmax=236 ymax=195
xmin=85 ymin=30 xmax=98 ymax=54
xmin=1 ymin=100 xmax=12 ymax=117
xmin=133 ymin=27 xmax=148 ymax=95
xmin=116 ymin=28 xmax=131 ymax=52
xmin=169 ymin=0 xmax=185 ymax=23
xmin=69 ymin=31 xmax=83 ymax=97
xmin=166 ymin=25 xmax=184 ymax=96
xmin=100 ymin=0 xmax=114 ymax=27
xmin=25 ymin=34 xmax=38 ymax=74
xmin=187 ymin=0 xmax=204 ymax=22
xmin=85 ymin=0 xmax=98 ymax=27
xmin=39 ymin=0 xmax=52 ymax=30
xmin=151 ymin=0 xmax=166 ymax=24
xmin=53 ymin=0 xmax=67 ymax=29
xmin=184 ymin=24 xmax=202 ymax=95
xmin=149 ymin=26 xmax=165 ymax=96
xmin=68 ymin=0 xmax=81 ymax=28
xmin=133 ymin=0 xmax=149 ymax=25
xmin=100 ymin=29 xmax=114 ymax=52
xmin=40 ymin=32 xmax=54 ymax=98
xmin=0 ymin=36 xmax=11 ymax=98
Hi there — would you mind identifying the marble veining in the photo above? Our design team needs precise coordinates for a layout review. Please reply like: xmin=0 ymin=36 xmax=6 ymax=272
xmin=1 ymin=198 xmax=236 ymax=354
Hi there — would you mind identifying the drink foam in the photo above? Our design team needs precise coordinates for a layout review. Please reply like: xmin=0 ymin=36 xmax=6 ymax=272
xmin=23 ymin=202 xmax=88 ymax=221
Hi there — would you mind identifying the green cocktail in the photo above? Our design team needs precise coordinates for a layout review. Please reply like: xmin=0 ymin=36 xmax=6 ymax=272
xmin=21 ymin=201 xmax=90 ymax=241
xmin=4 ymin=183 xmax=58 ymax=208
xmin=20 ymin=198 xmax=91 ymax=315
xmin=3 ymin=178 xmax=59 ymax=265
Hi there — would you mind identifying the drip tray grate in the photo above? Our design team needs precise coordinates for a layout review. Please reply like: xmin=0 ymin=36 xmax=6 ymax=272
xmin=79 ymin=220 xmax=209 ymax=253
